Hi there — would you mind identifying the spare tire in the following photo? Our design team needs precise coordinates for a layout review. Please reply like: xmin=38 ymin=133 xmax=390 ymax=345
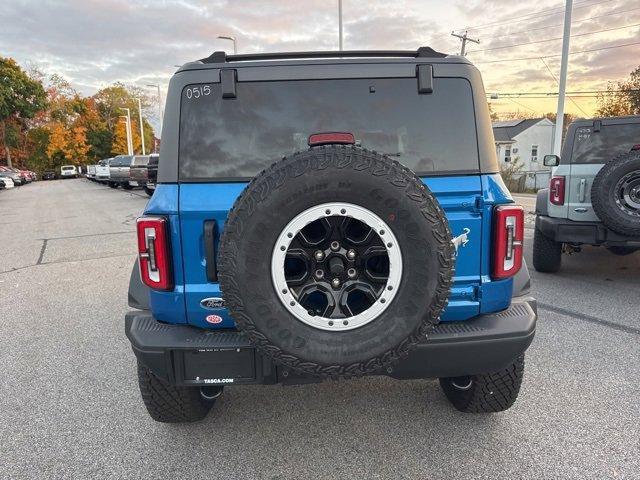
xmin=218 ymin=145 xmax=455 ymax=378
xmin=591 ymin=151 xmax=640 ymax=237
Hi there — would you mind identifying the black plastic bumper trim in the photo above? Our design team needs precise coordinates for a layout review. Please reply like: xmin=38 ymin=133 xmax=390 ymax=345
xmin=536 ymin=215 xmax=640 ymax=246
xmin=125 ymin=296 xmax=537 ymax=385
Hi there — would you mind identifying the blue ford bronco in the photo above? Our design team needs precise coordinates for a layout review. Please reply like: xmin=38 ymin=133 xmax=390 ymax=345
xmin=125 ymin=48 xmax=537 ymax=422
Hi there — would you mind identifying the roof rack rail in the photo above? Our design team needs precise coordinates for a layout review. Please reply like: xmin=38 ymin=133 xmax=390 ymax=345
xmin=199 ymin=47 xmax=447 ymax=64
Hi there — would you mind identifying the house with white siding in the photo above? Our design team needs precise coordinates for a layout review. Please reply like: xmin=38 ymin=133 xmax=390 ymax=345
xmin=492 ymin=118 xmax=555 ymax=190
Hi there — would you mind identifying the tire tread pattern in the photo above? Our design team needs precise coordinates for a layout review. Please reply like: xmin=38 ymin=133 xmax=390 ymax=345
xmin=439 ymin=355 xmax=525 ymax=413
xmin=591 ymin=150 xmax=640 ymax=237
xmin=218 ymin=146 xmax=455 ymax=379
xmin=137 ymin=361 xmax=212 ymax=423
xmin=532 ymin=226 xmax=562 ymax=273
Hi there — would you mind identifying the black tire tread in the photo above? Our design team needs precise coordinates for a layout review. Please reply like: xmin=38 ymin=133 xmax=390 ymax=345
xmin=532 ymin=226 xmax=562 ymax=273
xmin=136 ymin=361 xmax=213 ymax=423
xmin=218 ymin=145 xmax=455 ymax=379
xmin=439 ymin=355 xmax=525 ymax=413
xmin=591 ymin=151 xmax=640 ymax=237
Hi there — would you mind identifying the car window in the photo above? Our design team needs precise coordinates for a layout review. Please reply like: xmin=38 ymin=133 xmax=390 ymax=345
xmin=571 ymin=123 xmax=640 ymax=164
xmin=132 ymin=156 xmax=150 ymax=166
xmin=179 ymin=77 xmax=480 ymax=180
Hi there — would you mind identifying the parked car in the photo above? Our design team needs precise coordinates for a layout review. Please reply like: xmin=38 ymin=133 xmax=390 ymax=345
xmin=42 ymin=170 xmax=56 ymax=180
xmin=125 ymin=47 xmax=536 ymax=423
xmin=95 ymin=158 xmax=112 ymax=182
xmin=144 ymin=153 xmax=159 ymax=196
xmin=108 ymin=155 xmax=134 ymax=189
xmin=0 ymin=176 xmax=14 ymax=189
xmin=534 ymin=115 xmax=640 ymax=272
xmin=13 ymin=168 xmax=31 ymax=183
xmin=129 ymin=155 xmax=157 ymax=194
xmin=86 ymin=164 xmax=97 ymax=181
xmin=60 ymin=165 xmax=78 ymax=178
xmin=0 ymin=168 xmax=24 ymax=186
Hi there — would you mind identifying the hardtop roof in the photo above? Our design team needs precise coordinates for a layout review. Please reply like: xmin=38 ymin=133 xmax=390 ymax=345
xmin=176 ymin=47 xmax=471 ymax=73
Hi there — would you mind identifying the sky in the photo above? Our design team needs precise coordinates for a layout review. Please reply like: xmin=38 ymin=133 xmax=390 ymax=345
xmin=1 ymin=0 xmax=639 ymax=130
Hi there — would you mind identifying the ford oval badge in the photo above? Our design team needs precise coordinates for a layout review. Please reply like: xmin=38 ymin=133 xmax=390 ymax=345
xmin=200 ymin=297 xmax=225 ymax=309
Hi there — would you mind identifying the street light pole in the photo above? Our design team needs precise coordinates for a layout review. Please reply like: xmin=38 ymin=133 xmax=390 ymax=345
xmin=119 ymin=115 xmax=131 ymax=155
xmin=553 ymin=0 xmax=573 ymax=156
xmin=121 ymin=108 xmax=133 ymax=155
xmin=217 ymin=35 xmax=237 ymax=54
xmin=146 ymin=84 xmax=163 ymax=153
xmin=338 ymin=0 xmax=343 ymax=51
xmin=136 ymin=98 xmax=146 ymax=155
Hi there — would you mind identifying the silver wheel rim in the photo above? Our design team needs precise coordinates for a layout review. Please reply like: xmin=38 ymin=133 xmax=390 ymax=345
xmin=614 ymin=171 xmax=640 ymax=217
xmin=271 ymin=202 xmax=402 ymax=332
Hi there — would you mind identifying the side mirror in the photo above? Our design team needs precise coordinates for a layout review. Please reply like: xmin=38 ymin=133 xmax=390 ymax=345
xmin=543 ymin=154 xmax=560 ymax=167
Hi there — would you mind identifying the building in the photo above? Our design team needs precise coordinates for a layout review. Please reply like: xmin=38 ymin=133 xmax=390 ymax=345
xmin=492 ymin=118 xmax=555 ymax=190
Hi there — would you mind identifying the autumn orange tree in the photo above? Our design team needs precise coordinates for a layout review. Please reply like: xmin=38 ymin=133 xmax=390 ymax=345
xmin=1 ymin=56 xmax=157 ymax=173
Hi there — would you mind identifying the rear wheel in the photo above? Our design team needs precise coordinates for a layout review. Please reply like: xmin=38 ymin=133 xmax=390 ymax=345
xmin=137 ymin=361 xmax=221 ymax=423
xmin=533 ymin=226 xmax=562 ymax=273
xmin=591 ymin=151 xmax=640 ymax=236
xmin=439 ymin=355 xmax=525 ymax=413
xmin=144 ymin=186 xmax=154 ymax=197
xmin=122 ymin=183 xmax=133 ymax=190
xmin=108 ymin=182 xmax=118 ymax=188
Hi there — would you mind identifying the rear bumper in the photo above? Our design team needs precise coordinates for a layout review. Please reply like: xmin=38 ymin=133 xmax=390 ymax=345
xmin=536 ymin=215 xmax=640 ymax=246
xmin=126 ymin=296 xmax=536 ymax=386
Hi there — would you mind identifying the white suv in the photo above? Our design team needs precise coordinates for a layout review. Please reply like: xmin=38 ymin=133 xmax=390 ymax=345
xmin=60 ymin=165 xmax=78 ymax=178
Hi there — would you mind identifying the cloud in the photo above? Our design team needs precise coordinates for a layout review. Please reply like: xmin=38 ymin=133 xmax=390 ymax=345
xmin=0 ymin=0 xmax=638 ymax=120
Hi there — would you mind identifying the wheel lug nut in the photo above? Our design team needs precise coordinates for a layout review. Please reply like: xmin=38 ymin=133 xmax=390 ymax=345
xmin=314 ymin=250 xmax=324 ymax=261
xmin=331 ymin=278 xmax=340 ymax=288
xmin=315 ymin=269 xmax=324 ymax=279
xmin=347 ymin=249 xmax=356 ymax=260
xmin=347 ymin=268 xmax=357 ymax=279
xmin=330 ymin=241 xmax=340 ymax=251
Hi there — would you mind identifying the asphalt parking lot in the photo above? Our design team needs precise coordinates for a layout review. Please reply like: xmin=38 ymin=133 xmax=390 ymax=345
xmin=1 ymin=179 xmax=639 ymax=479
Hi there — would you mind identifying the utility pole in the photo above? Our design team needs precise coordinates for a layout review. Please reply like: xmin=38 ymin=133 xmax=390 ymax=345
xmin=136 ymin=98 xmax=146 ymax=155
xmin=553 ymin=0 xmax=573 ymax=156
xmin=451 ymin=30 xmax=479 ymax=56
xmin=338 ymin=0 xmax=343 ymax=51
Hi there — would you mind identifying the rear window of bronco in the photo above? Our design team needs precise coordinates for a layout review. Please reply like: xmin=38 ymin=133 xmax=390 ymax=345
xmin=571 ymin=123 xmax=640 ymax=164
xmin=178 ymin=77 xmax=479 ymax=180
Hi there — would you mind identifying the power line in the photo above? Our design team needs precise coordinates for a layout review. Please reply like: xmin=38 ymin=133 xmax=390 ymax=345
xmin=507 ymin=97 xmax=539 ymax=113
xmin=454 ymin=0 xmax=614 ymax=33
xmin=450 ymin=30 xmax=480 ymax=55
xmin=480 ymin=6 xmax=640 ymax=42
xmin=539 ymin=57 xmax=589 ymax=116
xmin=474 ymin=40 xmax=640 ymax=63
xmin=487 ymin=89 xmax=637 ymax=96
xmin=468 ymin=22 xmax=640 ymax=53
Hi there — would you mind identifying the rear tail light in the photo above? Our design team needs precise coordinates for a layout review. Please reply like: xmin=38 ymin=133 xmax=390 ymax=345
xmin=549 ymin=176 xmax=565 ymax=205
xmin=308 ymin=132 xmax=355 ymax=146
xmin=137 ymin=216 xmax=173 ymax=290
xmin=492 ymin=205 xmax=524 ymax=280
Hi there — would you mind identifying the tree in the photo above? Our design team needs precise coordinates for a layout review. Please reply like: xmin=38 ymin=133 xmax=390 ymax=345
xmin=596 ymin=66 xmax=640 ymax=117
xmin=112 ymin=118 xmax=130 ymax=155
xmin=0 ymin=57 xmax=47 ymax=167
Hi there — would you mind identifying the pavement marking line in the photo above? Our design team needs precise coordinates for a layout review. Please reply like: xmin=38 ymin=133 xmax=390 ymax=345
xmin=41 ymin=230 xmax=135 ymax=241
xmin=36 ymin=239 xmax=48 ymax=265
xmin=539 ymin=302 xmax=640 ymax=336
xmin=0 ymin=253 xmax=137 ymax=275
